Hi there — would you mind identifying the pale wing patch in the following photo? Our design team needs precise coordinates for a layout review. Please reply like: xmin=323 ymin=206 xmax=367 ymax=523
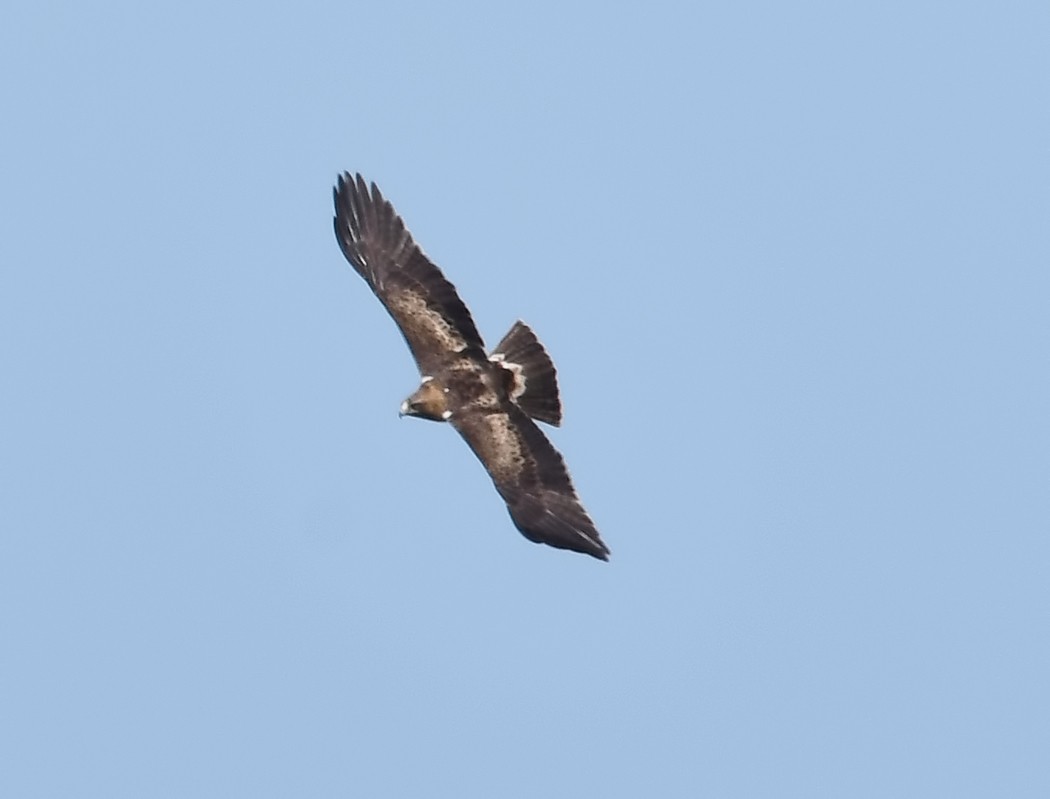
xmin=387 ymin=287 xmax=472 ymax=362
xmin=479 ymin=413 xmax=528 ymax=481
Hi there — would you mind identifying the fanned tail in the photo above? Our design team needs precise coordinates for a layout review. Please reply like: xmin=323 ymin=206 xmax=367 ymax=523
xmin=489 ymin=321 xmax=562 ymax=427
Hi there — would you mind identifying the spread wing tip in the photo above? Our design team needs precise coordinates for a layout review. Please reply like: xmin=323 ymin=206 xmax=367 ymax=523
xmin=333 ymin=171 xmax=406 ymax=288
xmin=507 ymin=492 xmax=611 ymax=561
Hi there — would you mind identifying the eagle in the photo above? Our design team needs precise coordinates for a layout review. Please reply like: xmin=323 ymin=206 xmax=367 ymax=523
xmin=332 ymin=172 xmax=610 ymax=561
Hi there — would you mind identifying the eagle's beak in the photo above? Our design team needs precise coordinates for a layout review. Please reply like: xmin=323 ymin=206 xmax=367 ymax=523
xmin=399 ymin=399 xmax=411 ymax=418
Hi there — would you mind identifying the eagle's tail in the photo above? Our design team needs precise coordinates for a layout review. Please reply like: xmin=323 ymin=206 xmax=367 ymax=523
xmin=490 ymin=321 xmax=562 ymax=427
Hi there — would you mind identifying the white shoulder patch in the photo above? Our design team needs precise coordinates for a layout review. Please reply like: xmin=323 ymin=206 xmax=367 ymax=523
xmin=495 ymin=358 xmax=526 ymax=400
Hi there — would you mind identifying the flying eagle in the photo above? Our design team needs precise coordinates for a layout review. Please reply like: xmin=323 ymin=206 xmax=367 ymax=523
xmin=332 ymin=172 xmax=610 ymax=561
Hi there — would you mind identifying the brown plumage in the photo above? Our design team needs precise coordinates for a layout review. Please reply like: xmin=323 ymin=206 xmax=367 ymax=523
xmin=333 ymin=172 xmax=609 ymax=560
xmin=490 ymin=321 xmax=562 ymax=427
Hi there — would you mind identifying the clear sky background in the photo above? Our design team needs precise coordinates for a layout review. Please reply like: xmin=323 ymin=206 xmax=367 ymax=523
xmin=2 ymin=1 xmax=1047 ymax=796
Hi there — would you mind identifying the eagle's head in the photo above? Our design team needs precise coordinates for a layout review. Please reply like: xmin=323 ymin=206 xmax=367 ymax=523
xmin=399 ymin=377 xmax=451 ymax=422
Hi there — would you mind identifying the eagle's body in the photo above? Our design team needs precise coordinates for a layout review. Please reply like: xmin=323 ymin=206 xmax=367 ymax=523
xmin=333 ymin=173 xmax=609 ymax=560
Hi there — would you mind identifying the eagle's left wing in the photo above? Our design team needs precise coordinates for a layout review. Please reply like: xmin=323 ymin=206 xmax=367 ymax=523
xmin=451 ymin=404 xmax=610 ymax=560
xmin=333 ymin=173 xmax=485 ymax=376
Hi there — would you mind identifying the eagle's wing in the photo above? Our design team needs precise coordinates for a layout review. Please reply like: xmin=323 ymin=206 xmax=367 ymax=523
xmin=451 ymin=404 xmax=610 ymax=560
xmin=333 ymin=172 xmax=485 ymax=375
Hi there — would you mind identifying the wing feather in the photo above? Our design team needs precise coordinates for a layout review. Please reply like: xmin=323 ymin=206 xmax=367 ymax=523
xmin=333 ymin=173 xmax=485 ymax=375
xmin=451 ymin=404 xmax=610 ymax=560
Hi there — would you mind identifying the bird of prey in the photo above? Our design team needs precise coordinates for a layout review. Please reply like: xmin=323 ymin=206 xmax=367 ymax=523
xmin=332 ymin=172 xmax=610 ymax=561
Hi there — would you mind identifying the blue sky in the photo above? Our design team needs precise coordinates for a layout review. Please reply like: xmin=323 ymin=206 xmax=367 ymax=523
xmin=2 ymin=1 xmax=1047 ymax=796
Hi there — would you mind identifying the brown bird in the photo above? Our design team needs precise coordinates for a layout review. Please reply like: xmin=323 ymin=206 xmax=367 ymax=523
xmin=332 ymin=173 xmax=609 ymax=560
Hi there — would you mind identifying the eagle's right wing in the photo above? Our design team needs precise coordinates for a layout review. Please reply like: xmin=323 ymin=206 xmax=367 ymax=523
xmin=451 ymin=404 xmax=610 ymax=560
xmin=333 ymin=173 xmax=485 ymax=376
